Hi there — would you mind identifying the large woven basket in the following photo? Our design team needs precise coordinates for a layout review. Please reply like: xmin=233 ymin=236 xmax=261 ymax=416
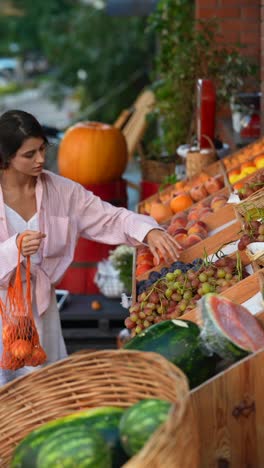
xmin=0 ymin=349 xmax=199 ymax=468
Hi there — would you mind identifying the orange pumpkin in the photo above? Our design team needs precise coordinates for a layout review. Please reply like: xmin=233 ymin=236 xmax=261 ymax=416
xmin=170 ymin=193 xmax=193 ymax=214
xmin=58 ymin=122 xmax=128 ymax=184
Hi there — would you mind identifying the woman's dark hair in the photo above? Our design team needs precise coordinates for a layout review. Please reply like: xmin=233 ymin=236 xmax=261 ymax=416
xmin=0 ymin=109 xmax=48 ymax=169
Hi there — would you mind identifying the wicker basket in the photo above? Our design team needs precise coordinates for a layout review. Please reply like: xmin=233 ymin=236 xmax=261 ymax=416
xmin=141 ymin=159 xmax=176 ymax=184
xmin=186 ymin=136 xmax=217 ymax=178
xmin=234 ymin=187 xmax=264 ymax=220
xmin=0 ymin=349 xmax=199 ymax=468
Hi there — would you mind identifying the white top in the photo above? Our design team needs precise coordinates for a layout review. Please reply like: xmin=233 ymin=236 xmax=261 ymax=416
xmin=0 ymin=205 xmax=68 ymax=386
xmin=4 ymin=204 xmax=41 ymax=264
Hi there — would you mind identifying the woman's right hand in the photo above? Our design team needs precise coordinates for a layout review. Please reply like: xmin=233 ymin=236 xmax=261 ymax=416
xmin=16 ymin=230 xmax=46 ymax=256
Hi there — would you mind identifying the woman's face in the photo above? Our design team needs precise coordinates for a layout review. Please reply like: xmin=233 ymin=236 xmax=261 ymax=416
xmin=9 ymin=137 xmax=46 ymax=176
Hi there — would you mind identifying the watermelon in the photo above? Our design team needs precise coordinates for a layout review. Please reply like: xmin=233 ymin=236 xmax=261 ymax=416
xmin=119 ymin=399 xmax=171 ymax=457
xmin=36 ymin=426 xmax=111 ymax=467
xmin=201 ymin=293 xmax=264 ymax=362
xmin=124 ymin=319 xmax=220 ymax=388
xmin=11 ymin=406 xmax=127 ymax=468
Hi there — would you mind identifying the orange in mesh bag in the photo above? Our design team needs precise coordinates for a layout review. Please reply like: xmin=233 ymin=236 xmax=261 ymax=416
xmin=0 ymin=236 xmax=47 ymax=370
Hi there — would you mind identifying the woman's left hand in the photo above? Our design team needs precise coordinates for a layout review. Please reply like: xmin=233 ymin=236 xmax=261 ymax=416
xmin=144 ymin=229 xmax=183 ymax=265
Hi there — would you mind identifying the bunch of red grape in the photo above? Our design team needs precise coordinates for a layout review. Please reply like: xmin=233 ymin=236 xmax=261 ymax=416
xmin=125 ymin=256 xmax=247 ymax=336
xmin=238 ymin=220 xmax=264 ymax=251
xmin=238 ymin=169 xmax=264 ymax=199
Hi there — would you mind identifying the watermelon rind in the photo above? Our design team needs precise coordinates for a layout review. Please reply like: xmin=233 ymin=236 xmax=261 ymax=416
xmin=124 ymin=319 xmax=220 ymax=388
xmin=200 ymin=293 xmax=251 ymax=363
xmin=36 ymin=426 xmax=111 ymax=467
xmin=119 ymin=399 xmax=171 ymax=457
xmin=11 ymin=406 xmax=127 ymax=468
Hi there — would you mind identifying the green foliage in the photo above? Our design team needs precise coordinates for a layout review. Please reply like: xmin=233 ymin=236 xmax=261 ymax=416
xmin=6 ymin=1 xmax=154 ymax=124
xmin=146 ymin=0 xmax=259 ymax=156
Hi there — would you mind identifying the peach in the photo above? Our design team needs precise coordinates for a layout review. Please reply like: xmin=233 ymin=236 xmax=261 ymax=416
xmin=187 ymin=222 xmax=208 ymax=239
xmin=189 ymin=184 xmax=208 ymax=202
xmin=174 ymin=232 xmax=188 ymax=247
xmin=210 ymin=195 xmax=227 ymax=212
xmin=183 ymin=233 xmax=203 ymax=248
xmin=150 ymin=201 xmax=173 ymax=223
xmin=173 ymin=228 xmax=188 ymax=236
xmin=187 ymin=209 xmax=201 ymax=222
xmin=170 ymin=215 xmax=188 ymax=227
xmin=199 ymin=208 xmax=213 ymax=220
xmin=167 ymin=221 xmax=187 ymax=235
xmin=204 ymin=177 xmax=224 ymax=194
xmin=171 ymin=212 xmax=188 ymax=221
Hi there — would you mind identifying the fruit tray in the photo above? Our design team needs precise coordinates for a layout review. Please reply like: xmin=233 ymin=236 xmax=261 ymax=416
xmin=222 ymin=135 xmax=264 ymax=172
xmin=135 ymin=217 xmax=241 ymax=282
xmin=130 ymin=245 xmax=259 ymax=338
xmin=226 ymin=153 xmax=264 ymax=186
xmin=137 ymin=160 xmax=227 ymax=215
xmin=227 ymin=166 xmax=264 ymax=200
xmin=135 ymin=202 xmax=237 ymax=277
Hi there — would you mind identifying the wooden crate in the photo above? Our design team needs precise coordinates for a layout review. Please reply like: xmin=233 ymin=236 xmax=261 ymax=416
xmin=137 ymin=160 xmax=227 ymax=214
xmin=222 ymin=135 xmax=264 ymax=171
xmin=184 ymin=272 xmax=264 ymax=467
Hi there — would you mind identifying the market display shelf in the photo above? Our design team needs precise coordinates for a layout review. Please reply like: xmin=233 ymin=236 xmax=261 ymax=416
xmin=135 ymin=219 xmax=242 ymax=283
xmin=135 ymin=202 xmax=238 ymax=281
xmin=222 ymin=135 xmax=264 ymax=171
xmin=137 ymin=160 xmax=227 ymax=215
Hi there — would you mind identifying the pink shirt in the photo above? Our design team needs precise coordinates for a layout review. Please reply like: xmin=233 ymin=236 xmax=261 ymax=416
xmin=0 ymin=170 xmax=159 ymax=315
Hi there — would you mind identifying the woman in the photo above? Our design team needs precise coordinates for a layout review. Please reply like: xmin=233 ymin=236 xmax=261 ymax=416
xmin=0 ymin=109 xmax=181 ymax=385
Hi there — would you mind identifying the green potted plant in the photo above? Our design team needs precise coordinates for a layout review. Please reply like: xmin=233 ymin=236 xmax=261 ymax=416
xmin=141 ymin=0 xmax=258 ymax=183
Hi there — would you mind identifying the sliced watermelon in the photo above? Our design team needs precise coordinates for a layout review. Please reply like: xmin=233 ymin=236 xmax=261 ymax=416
xmin=124 ymin=319 xmax=220 ymax=389
xmin=201 ymin=293 xmax=264 ymax=362
xmin=119 ymin=399 xmax=171 ymax=457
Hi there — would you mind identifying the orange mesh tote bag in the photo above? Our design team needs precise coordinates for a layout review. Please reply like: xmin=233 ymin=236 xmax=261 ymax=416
xmin=0 ymin=236 xmax=46 ymax=370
